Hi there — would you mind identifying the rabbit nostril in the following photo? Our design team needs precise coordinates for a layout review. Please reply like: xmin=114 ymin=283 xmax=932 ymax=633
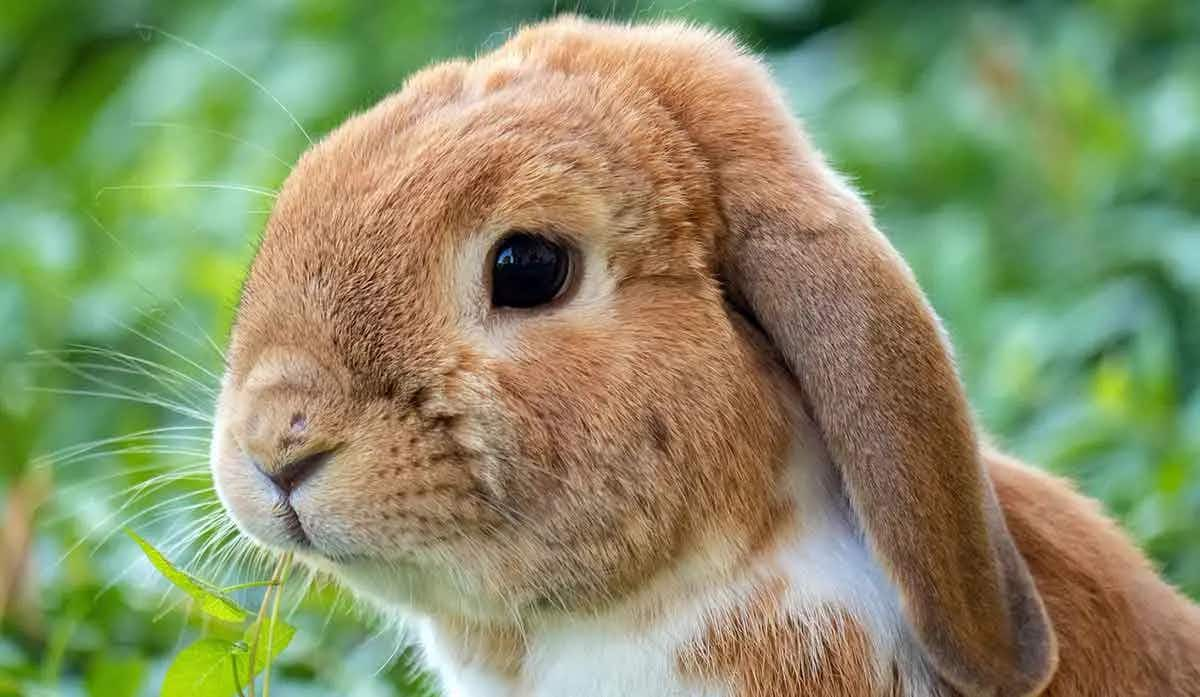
xmin=256 ymin=448 xmax=334 ymax=496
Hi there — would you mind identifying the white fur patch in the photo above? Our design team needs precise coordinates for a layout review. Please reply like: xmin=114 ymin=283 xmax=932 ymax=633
xmin=408 ymin=430 xmax=942 ymax=696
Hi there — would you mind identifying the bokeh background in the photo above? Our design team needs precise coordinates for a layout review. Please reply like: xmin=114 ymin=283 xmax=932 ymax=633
xmin=2 ymin=0 xmax=1199 ymax=695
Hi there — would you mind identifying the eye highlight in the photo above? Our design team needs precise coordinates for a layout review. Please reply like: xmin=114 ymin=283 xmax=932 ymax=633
xmin=490 ymin=233 xmax=571 ymax=309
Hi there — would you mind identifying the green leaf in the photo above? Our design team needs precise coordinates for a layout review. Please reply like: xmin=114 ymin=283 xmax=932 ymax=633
xmin=244 ymin=617 xmax=296 ymax=668
xmin=126 ymin=529 xmax=249 ymax=624
xmin=160 ymin=638 xmax=240 ymax=697
xmin=160 ymin=623 xmax=295 ymax=697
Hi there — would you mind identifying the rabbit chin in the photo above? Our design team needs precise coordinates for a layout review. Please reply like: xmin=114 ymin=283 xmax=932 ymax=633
xmin=320 ymin=554 xmax=521 ymax=622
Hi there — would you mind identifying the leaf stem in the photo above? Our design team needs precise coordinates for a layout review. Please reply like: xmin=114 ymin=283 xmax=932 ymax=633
xmin=246 ymin=553 xmax=292 ymax=697
xmin=232 ymin=655 xmax=247 ymax=697
xmin=262 ymin=552 xmax=294 ymax=697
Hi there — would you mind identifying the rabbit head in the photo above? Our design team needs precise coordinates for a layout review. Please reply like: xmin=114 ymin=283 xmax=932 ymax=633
xmin=211 ymin=16 xmax=1055 ymax=697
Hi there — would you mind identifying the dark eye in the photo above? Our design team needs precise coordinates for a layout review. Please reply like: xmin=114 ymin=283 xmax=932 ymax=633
xmin=491 ymin=233 xmax=571 ymax=309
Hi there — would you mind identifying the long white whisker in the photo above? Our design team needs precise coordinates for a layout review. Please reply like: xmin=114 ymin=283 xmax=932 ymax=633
xmin=160 ymin=509 xmax=228 ymax=559
xmin=134 ymin=24 xmax=314 ymax=146
xmin=28 ymin=359 xmax=211 ymax=417
xmin=57 ymin=344 xmax=219 ymax=398
xmin=97 ymin=493 xmax=218 ymax=551
xmin=98 ymin=511 xmax=221 ymax=599
xmin=195 ymin=530 xmax=249 ymax=584
xmin=108 ymin=320 xmax=224 ymax=384
xmin=132 ymin=120 xmax=293 ymax=169
xmin=30 ymin=387 xmax=212 ymax=423
xmin=58 ymin=486 xmax=209 ymax=564
xmin=43 ymin=469 xmax=210 ymax=529
xmin=33 ymin=425 xmax=211 ymax=468
xmin=85 ymin=214 xmax=229 ymax=368
xmin=131 ymin=304 xmax=227 ymax=373
xmin=31 ymin=347 xmax=213 ymax=417
xmin=50 ymin=451 xmax=208 ymax=479
xmin=96 ymin=182 xmax=278 ymax=200
xmin=49 ymin=469 xmax=208 ymax=514
xmin=184 ymin=519 xmax=240 ymax=573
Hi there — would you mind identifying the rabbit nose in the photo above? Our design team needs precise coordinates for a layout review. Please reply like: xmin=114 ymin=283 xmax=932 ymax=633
xmin=233 ymin=348 xmax=345 ymax=495
xmin=253 ymin=448 xmax=334 ymax=496
xmin=237 ymin=400 xmax=336 ymax=496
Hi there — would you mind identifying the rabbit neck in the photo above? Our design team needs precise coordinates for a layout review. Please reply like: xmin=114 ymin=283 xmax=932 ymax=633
xmin=415 ymin=439 xmax=945 ymax=697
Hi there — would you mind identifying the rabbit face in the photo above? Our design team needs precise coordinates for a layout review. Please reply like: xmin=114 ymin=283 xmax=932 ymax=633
xmin=211 ymin=62 xmax=796 ymax=620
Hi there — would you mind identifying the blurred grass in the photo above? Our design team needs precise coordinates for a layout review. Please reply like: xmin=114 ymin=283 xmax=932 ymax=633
xmin=1 ymin=0 xmax=1198 ymax=695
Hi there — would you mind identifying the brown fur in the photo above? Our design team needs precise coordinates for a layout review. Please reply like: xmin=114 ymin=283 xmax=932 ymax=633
xmin=209 ymin=15 xmax=1200 ymax=697
xmin=989 ymin=452 xmax=1200 ymax=696
xmin=678 ymin=578 xmax=899 ymax=697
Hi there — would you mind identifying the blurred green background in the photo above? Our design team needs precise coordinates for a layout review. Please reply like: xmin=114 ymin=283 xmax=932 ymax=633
xmin=2 ymin=0 xmax=1198 ymax=695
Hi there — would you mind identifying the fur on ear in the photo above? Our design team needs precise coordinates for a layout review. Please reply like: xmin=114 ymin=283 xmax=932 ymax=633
xmin=501 ymin=17 xmax=1058 ymax=696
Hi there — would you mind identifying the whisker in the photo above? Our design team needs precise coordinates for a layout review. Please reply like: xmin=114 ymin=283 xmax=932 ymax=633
xmin=98 ymin=514 xmax=220 ymax=600
xmin=194 ymin=533 xmax=246 ymax=585
xmin=53 ymin=461 xmax=208 ymax=489
xmin=58 ymin=486 xmax=211 ymax=564
xmin=46 ymin=470 xmax=210 ymax=523
xmin=132 ymin=120 xmax=294 ymax=169
xmin=192 ymin=532 xmax=260 ymax=588
xmin=56 ymin=344 xmax=219 ymax=398
xmin=106 ymin=319 xmax=224 ymax=384
xmin=160 ymin=509 xmax=228 ymax=559
xmin=130 ymin=305 xmax=227 ymax=374
xmin=96 ymin=182 xmax=278 ymax=200
xmin=134 ymin=24 xmax=314 ymax=146
xmin=27 ymin=358 xmax=212 ymax=415
xmin=97 ymin=494 xmax=219 ymax=551
xmin=30 ymin=387 xmax=212 ymax=424
xmin=32 ymin=346 xmax=213 ymax=417
xmin=50 ymin=460 xmax=209 ymax=496
xmin=86 ymin=214 xmax=229 ymax=368
xmin=33 ymin=425 xmax=211 ymax=468
xmin=183 ymin=519 xmax=240 ymax=572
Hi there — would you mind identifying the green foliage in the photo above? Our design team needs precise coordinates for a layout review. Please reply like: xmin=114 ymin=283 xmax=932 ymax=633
xmin=160 ymin=639 xmax=250 ymax=697
xmin=128 ymin=530 xmax=294 ymax=697
xmin=1 ymin=1 xmax=1197 ymax=696
xmin=125 ymin=531 xmax=249 ymax=625
xmin=85 ymin=655 xmax=145 ymax=697
xmin=160 ymin=624 xmax=293 ymax=697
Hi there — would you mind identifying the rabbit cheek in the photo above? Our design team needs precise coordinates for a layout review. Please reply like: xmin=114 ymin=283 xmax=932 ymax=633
xmin=466 ymin=298 xmax=794 ymax=611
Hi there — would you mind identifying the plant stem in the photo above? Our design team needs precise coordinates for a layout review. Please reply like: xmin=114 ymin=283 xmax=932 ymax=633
xmin=232 ymin=655 xmax=247 ymax=697
xmin=262 ymin=552 xmax=294 ymax=697
xmin=245 ymin=554 xmax=288 ymax=697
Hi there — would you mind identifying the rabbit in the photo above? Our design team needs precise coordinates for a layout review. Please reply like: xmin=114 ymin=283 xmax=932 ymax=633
xmin=209 ymin=15 xmax=1200 ymax=697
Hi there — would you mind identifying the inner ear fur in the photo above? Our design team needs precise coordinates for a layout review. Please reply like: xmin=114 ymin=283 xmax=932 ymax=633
xmin=502 ymin=17 xmax=1058 ymax=696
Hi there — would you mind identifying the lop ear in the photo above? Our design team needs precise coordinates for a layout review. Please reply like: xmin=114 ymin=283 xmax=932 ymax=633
xmin=721 ymin=203 xmax=1058 ymax=697
xmin=660 ymin=29 xmax=1060 ymax=697
xmin=504 ymin=18 xmax=1057 ymax=695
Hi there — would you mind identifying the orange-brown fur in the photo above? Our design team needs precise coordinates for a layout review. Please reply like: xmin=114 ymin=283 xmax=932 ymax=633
xmin=990 ymin=453 xmax=1200 ymax=696
xmin=209 ymin=15 xmax=1200 ymax=697
xmin=678 ymin=578 xmax=898 ymax=697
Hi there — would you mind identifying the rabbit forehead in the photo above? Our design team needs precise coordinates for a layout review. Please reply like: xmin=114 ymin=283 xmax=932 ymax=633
xmin=231 ymin=54 xmax=727 ymax=382
xmin=266 ymin=48 xmax=720 ymax=276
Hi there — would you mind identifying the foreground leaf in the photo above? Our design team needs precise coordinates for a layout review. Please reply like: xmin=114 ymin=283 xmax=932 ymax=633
xmin=161 ymin=623 xmax=294 ymax=697
xmin=244 ymin=618 xmax=296 ymax=671
xmin=160 ymin=639 xmax=240 ymax=697
xmin=126 ymin=529 xmax=249 ymax=624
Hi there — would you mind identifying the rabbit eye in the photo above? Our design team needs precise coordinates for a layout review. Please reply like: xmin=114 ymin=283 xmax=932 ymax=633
xmin=490 ymin=233 xmax=571 ymax=309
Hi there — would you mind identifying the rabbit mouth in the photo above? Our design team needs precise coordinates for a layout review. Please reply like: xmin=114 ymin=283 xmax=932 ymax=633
xmin=271 ymin=499 xmax=312 ymax=548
